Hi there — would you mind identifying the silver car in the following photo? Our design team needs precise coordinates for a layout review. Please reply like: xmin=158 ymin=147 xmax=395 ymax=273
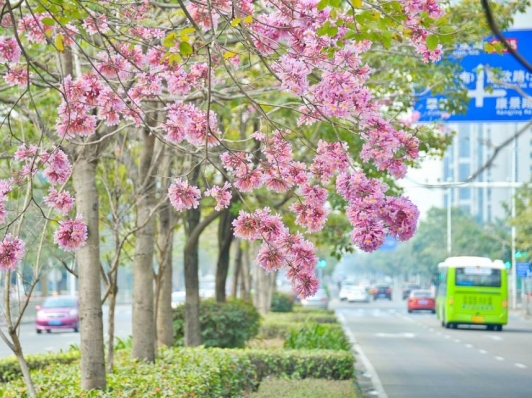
xmin=300 ymin=288 xmax=329 ymax=309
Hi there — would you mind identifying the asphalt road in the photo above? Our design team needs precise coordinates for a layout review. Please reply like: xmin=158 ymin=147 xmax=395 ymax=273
xmin=334 ymin=296 xmax=532 ymax=398
xmin=0 ymin=304 xmax=132 ymax=358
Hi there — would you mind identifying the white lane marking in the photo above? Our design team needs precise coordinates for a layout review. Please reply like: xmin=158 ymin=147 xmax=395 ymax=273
xmin=436 ymin=332 xmax=442 ymax=336
xmin=444 ymin=335 xmax=451 ymax=339
xmin=429 ymin=328 xmax=434 ymax=332
xmin=483 ymin=335 xmax=503 ymax=341
xmin=336 ymin=312 xmax=389 ymax=398
xmin=515 ymin=363 xmax=527 ymax=369
xmin=479 ymin=349 xmax=488 ymax=354
xmin=495 ymin=356 xmax=505 ymax=361
xmin=375 ymin=333 xmax=416 ymax=338
xmin=465 ymin=344 xmax=474 ymax=348
xmin=454 ymin=339 xmax=461 ymax=343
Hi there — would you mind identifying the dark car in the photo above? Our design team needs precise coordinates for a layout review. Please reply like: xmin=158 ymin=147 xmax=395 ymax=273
xmin=402 ymin=284 xmax=422 ymax=300
xmin=370 ymin=284 xmax=392 ymax=300
xmin=35 ymin=296 xmax=79 ymax=334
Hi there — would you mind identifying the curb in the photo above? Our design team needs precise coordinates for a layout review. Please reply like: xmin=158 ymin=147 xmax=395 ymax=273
xmin=337 ymin=311 xmax=388 ymax=398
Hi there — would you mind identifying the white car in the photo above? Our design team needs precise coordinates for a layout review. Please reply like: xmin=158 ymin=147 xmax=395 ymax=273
xmin=339 ymin=281 xmax=356 ymax=301
xmin=346 ymin=286 xmax=370 ymax=303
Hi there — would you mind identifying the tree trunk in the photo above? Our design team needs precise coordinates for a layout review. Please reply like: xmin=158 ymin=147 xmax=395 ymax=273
xmin=131 ymin=128 xmax=157 ymax=362
xmin=106 ymin=282 xmax=118 ymax=373
xmin=254 ymin=265 xmax=276 ymax=315
xmin=240 ymin=243 xmax=252 ymax=301
xmin=184 ymin=169 xmax=201 ymax=347
xmin=73 ymin=157 xmax=106 ymax=390
xmin=215 ymin=209 xmax=236 ymax=303
xmin=231 ymin=240 xmax=243 ymax=298
xmin=155 ymin=148 xmax=175 ymax=348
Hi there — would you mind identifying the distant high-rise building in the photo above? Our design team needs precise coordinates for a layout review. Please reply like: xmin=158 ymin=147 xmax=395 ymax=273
xmin=443 ymin=122 xmax=532 ymax=223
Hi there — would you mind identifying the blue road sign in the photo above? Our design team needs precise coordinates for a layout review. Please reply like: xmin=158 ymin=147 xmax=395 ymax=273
xmin=516 ymin=262 xmax=531 ymax=278
xmin=415 ymin=30 xmax=532 ymax=122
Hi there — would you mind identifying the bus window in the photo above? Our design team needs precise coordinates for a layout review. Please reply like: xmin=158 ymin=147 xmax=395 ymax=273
xmin=455 ymin=267 xmax=501 ymax=287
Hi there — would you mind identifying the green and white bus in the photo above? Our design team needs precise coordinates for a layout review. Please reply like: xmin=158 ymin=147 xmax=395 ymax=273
xmin=436 ymin=256 xmax=508 ymax=331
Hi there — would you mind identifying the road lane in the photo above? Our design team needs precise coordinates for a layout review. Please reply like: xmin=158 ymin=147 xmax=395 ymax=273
xmin=335 ymin=298 xmax=532 ymax=398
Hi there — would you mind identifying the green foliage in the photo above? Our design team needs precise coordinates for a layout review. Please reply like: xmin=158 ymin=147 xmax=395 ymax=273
xmin=284 ymin=323 xmax=352 ymax=351
xmin=0 ymin=348 xmax=257 ymax=398
xmin=0 ymin=351 xmax=80 ymax=383
xmin=292 ymin=306 xmax=335 ymax=315
xmin=0 ymin=347 xmax=354 ymax=397
xmin=173 ymin=298 xmax=261 ymax=348
xmin=259 ymin=312 xmax=340 ymax=339
xmin=238 ymin=349 xmax=355 ymax=381
xmin=250 ymin=378 xmax=360 ymax=398
xmin=270 ymin=292 xmax=294 ymax=313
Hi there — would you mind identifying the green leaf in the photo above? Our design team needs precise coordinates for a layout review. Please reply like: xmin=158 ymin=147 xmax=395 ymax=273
xmin=179 ymin=41 xmax=193 ymax=56
xmin=55 ymin=34 xmax=64 ymax=52
xmin=327 ymin=26 xmax=338 ymax=37
xmin=426 ymin=34 xmax=439 ymax=51
xmin=41 ymin=17 xmax=55 ymax=26
xmin=329 ymin=0 xmax=341 ymax=7
xmin=317 ymin=0 xmax=329 ymax=10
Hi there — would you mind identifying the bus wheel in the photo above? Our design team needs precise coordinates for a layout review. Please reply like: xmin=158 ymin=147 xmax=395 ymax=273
xmin=487 ymin=325 xmax=494 ymax=331
xmin=496 ymin=325 xmax=503 ymax=332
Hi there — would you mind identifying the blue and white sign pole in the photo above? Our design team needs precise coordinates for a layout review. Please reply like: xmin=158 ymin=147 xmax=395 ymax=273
xmin=416 ymin=29 xmax=532 ymax=123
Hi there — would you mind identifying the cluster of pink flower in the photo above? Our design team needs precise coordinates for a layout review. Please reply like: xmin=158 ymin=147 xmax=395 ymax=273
xmin=11 ymin=144 xmax=87 ymax=252
xmin=0 ymin=233 xmax=25 ymax=272
xmin=337 ymin=171 xmax=419 ymax=252
xmin=162 ymin=101 xmax=220 ymax=147
xmin=53 ymin=215 xmax=88 ymax=252
xmin=233 ymin=208 xmax=319 ymax=297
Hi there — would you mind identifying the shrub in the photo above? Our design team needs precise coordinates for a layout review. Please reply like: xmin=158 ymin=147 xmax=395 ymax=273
xmin=173 ymin=298 xmax=261 ymax=348
xmin=270 ymin=292 xmax=294 ymax=312
xmin=293 ymin=306 xmax=335 ymax=315
xmin=238 ymin=349 xmax=355 ymax=381
xmin=0 ymin=348 xmax=354 ymax=397
xmin=0 ymin=348 xmax=258 ymax=398
xmin=284 ymin=322 xmax=352 ymax=351
xmin=0 ymin=350 xmax=80 ymax=383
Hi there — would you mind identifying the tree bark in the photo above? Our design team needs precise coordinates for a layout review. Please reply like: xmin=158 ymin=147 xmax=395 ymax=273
xmin=73 ymin=157 xmax=106 ymax=390
xmin=155 ymin=148 xmax=175 ymax=348
xmin=131 ymin=128 xmax=157 ymax=362
xmin=240 ymin=243 xmax=252 ymax=301
xmin=231 ymin=240 xmax=243 ymax=298
xmin=184 ymin=203 xmax=201 ymax=346
xmin=254 ymin=265 xmax=276 ymax=315
xmin=215 ymin=209 xmax=236 ymax=303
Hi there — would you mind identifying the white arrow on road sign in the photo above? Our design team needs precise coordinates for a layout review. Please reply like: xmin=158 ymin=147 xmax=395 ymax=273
xmin=468 ymin=64 xmax=506 ymax=107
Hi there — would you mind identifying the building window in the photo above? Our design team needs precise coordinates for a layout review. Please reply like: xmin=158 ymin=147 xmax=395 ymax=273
xmin=459 ymin=163 xmax=470 ymax=180
xmin=460 ymin=188 xmax=471 ymax=200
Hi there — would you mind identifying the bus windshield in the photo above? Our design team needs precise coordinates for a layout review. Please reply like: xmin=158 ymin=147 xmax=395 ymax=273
xmin=455 ymin=267 xmax=501 ymax=287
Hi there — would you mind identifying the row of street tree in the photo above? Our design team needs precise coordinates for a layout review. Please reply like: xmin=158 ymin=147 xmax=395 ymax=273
xmin=0 ymin=0 xmax=529 ymax=396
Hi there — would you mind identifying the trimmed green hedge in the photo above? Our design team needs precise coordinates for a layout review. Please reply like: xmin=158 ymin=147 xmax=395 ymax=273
xmin=173 ymin=298 xmax=261 ymax=348
xmin=0 ymin=350 xmax=80 ymax=383
xmin=270 ymin=292 xmax=294 ymax=312
xmin=284 ymin=323 xmax=352 ymax=351
xmin=258 ymin=312 xmax=340 ymax=339
xmin=0 ymin=348 xmax=354 ymax=397
xmin=240 ymin=349 xmax=355 ymax=381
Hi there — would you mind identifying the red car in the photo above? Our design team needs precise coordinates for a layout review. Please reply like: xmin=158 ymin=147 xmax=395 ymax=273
xmin=407 ymin=290 xmax=435 ymax=313
xmin=35 ymin=296 xmax=79 ymax=333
